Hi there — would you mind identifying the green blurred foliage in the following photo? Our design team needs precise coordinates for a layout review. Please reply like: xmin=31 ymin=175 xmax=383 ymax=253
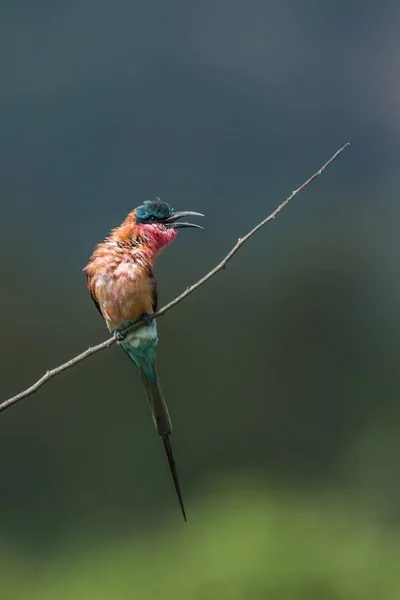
xmin=2 ymin=480 xmax=400 ymax=600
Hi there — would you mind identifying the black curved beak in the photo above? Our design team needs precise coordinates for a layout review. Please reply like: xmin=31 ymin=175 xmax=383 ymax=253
xmin=164 ymin=211 xmax=204 ymax=230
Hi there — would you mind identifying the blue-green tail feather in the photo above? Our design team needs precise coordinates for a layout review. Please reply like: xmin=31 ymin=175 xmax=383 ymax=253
xmin=121 ymin=340 xmax=172 ymax=437
xmin=119 ymin=321 xmax=187 ymax=520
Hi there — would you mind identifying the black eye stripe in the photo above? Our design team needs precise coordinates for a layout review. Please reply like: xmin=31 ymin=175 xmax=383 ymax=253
xmin=136 ymin=208 xmax=172 ymax=223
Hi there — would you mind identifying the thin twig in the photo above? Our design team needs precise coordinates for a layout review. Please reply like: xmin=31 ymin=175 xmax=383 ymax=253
xmin=1 ymin=143 xmax=350 ymax=414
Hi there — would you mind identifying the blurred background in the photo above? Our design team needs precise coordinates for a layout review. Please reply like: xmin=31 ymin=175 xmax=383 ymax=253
xmin=1 ymin=1 xmax=400 ymax=598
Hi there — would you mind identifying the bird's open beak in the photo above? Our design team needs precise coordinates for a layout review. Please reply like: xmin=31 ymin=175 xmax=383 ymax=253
xmin=164 ymin=211 xmax=204 ymax=230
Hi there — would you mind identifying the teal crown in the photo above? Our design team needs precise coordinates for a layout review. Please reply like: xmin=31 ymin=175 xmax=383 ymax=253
xmin=136 ymin=199 xmax=174 ymax=224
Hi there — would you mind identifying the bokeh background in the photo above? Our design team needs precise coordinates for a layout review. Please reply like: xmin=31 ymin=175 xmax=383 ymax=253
xmin=1 ymin=1 xmax=400 ymax=598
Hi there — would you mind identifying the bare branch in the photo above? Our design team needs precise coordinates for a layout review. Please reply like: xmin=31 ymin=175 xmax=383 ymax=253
xmin=0 ymin=142 xmax=350 ymax=413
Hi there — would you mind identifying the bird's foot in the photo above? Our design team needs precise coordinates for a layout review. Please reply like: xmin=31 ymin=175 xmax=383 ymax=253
xmin=140 ymin=312 xmax=153 ymax=326
xmin=113 ymin=329 xmax=126 ymax=341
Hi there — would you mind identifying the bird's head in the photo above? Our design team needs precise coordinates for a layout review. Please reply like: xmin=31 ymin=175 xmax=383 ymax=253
xmin=135 ymin=199 xmax=203 ymax=229
xmin=134 ymin=198 xmax=203 ymax=251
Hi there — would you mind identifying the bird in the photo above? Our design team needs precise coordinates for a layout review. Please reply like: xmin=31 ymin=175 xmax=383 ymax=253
xmin=84 ymin=199 xmax=203 ymax=521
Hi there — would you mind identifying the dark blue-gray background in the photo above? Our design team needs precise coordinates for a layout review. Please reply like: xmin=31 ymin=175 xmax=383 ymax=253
xmin=1 ymin=1 xmax=400 ymax=597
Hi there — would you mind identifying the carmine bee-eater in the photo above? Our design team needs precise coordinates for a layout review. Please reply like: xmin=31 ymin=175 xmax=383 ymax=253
xmin=84 ymin=199 xmax=203 ymax=521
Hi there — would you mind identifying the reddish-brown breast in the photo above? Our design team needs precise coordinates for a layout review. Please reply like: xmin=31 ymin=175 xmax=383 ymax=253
xmin=84 ymin=212 xmax=160 ymax=331
xmin=85 ymin=210 xmax=179 ymax=330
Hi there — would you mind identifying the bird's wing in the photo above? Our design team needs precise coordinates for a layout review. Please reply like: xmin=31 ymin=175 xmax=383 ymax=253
xmin=85 ymin=272 xmax=102 ymax=316
xmin=149 ymin=267 xmax=158 ymax=313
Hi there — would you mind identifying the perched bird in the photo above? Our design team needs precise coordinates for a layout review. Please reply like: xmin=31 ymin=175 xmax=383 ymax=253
xmin=84 ymin=199 xmax=203 ymax=521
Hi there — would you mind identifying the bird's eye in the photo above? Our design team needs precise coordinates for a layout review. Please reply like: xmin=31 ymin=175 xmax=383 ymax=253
xmin=148 ymin=215 xmax=156 ymax=222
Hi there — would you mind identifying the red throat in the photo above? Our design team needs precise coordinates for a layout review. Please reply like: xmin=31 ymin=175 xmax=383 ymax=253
xmin=139 ymin=224 xmax=178 ymax=256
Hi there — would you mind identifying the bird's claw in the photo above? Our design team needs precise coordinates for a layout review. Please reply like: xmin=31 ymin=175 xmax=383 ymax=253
xmin=113 ymin=329 xmax=126 ymax=341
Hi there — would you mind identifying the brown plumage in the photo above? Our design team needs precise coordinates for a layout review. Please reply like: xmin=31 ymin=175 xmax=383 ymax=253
xmin=84 ymin=209 xmax=176 ymax=331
